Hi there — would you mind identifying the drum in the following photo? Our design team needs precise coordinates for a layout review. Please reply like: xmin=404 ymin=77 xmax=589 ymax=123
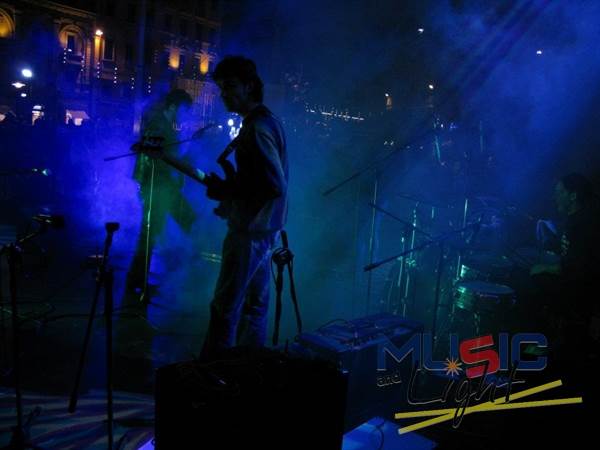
xmin=459 ymin=254 xmax=513 ymax=282
xmin=453 ymin=280 xmax=516 ymax=314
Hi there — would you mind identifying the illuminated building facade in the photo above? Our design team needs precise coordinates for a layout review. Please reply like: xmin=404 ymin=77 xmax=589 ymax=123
xmin=0 ymin=0 xmax=221 ymax=126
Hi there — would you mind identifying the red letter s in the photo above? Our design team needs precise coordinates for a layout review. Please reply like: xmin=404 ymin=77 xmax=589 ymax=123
xmin=459 ymin=335 xmax=500 ymax=379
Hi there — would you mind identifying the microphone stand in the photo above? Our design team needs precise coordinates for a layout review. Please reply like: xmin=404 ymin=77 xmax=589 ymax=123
xmin=0 ymin=222 xmax=53 ymax=450
xmin=368 ymin=202 xmax=433 ymax=239
xmin=364 ymin=221 xmax=480 ymax=343
xmin=368 ymin=202 xmax=432 ymax=316
xmin=320 ymin=129 xmax=436 ymax=198
xmin=67 ymin=222 xmax=119 ymax=449
xmin=320 ymin=128 xmax=437 ymax=317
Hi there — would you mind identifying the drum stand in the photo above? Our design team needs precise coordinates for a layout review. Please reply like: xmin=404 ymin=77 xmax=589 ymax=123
xmin=365 ymin=174 xmax=378 ymax=315
xmin=368 ymin=202 xmax=432 ymax=316
xmin=398 ymin=207 xmax=419 ymax=316
xmin=365 ymin=220 xmax=480 ymax=342
xmin=389 ymin=236 xmax=407 ymax=315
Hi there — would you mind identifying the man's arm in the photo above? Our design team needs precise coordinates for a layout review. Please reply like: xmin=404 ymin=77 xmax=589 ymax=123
xmin=160 ymin=153 xmax=207 ymax=184
xmin=137 ymin=145 xmax=207 ymax=184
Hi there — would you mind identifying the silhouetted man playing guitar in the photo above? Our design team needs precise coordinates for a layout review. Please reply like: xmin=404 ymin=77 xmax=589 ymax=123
xmin=138 ymin=56 xmax=288 ymax=361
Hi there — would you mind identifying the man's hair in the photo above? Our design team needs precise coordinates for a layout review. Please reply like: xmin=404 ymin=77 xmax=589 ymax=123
xmin=164 ymin=88 xmax=193 ymax=108
xmin=560 ymin=173 xmax=595 ymax=203
xmin=212 ymin=55 xmax=264 ymax=102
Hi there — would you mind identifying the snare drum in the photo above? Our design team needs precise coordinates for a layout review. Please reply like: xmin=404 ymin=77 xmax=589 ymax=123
xmin=453 ymin=281 xmax=515 ymax=314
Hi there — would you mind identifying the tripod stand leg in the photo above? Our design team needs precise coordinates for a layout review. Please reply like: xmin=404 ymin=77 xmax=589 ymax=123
xmin=2 ymin=245 xmax=46 ymax=450
xmin=7 ymin=245 xmax=23 ymax=437
xmin=0 ymin=256 xmax=8 ymax=375
xmin=68 ymin=272 xmax=103 ymax=413
xmin=105 ymin=269 xmax=114 ymax=450
xmin=431 ymin=243 xmax=445 ymax=344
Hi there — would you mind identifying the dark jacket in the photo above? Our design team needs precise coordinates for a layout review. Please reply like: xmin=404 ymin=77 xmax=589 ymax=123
xmin=223 ymin=105 xmax=288 ymax=233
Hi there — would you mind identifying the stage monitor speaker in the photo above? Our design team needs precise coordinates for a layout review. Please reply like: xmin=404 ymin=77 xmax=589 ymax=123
xmin=155 ymin=347 xmax=347 ymax=450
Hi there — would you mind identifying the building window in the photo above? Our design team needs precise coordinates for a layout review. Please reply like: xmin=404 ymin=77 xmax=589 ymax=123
xmin=168 ymin=47 xmax=180 ymax=69
xmin=103 ymin=38 xmax=115 ymax=60
xmin=199 ymin=54 xmax=210 ymax=74
xmin=164 ymin=14 xmax=172 ymax=32
xmin=0 ymin=9 xmax=16 ymax=38
xmin=66 ymin=33 xmax=76 ymax=52
xmin=127 ymin=3 xmax=136 ymax=23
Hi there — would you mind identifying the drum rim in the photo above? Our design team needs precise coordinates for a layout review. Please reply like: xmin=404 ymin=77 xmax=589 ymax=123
xmin=454 ymin=280 xmax=515 ymax=294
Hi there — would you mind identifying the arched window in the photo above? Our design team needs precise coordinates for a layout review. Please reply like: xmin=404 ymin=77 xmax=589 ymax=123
xmin=58 ymin=25 xmax=86 ymax=55
xmin=0 ymin=9 xmax=15 ymax=38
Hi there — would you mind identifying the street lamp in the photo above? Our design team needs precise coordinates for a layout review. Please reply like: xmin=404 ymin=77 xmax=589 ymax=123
xmin=21 ymin=68 xmax=33 ymax=78
xmin=12 ymin=81 xmax=26 ymax=89
xmin=95 ymin=29 xmax=104 ymax=37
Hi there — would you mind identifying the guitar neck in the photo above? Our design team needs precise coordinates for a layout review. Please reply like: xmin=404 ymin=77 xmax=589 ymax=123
xmin=161 ymin=154 xmax=206 ymax=185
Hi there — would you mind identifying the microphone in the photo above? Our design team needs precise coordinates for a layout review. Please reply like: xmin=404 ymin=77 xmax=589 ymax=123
xmin=32 ymin=214 xmax=65 ymax=229
xmin=105 ymin=222 xmax=120 ymax=233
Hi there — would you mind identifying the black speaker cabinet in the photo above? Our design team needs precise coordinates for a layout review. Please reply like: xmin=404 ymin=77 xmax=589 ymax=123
xmin=155 ymin=347 xmax=347 ymax=449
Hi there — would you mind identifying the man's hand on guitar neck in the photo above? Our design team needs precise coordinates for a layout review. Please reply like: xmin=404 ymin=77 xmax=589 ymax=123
xmin=133 ymin=135 xmax=168 ymax=161
xmin=205 ymin=172 xmax=234 ymax=201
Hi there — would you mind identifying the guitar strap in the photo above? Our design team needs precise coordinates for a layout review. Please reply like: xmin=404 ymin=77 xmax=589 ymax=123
xmin=272 ymin=231 xmax=302 ymax=346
